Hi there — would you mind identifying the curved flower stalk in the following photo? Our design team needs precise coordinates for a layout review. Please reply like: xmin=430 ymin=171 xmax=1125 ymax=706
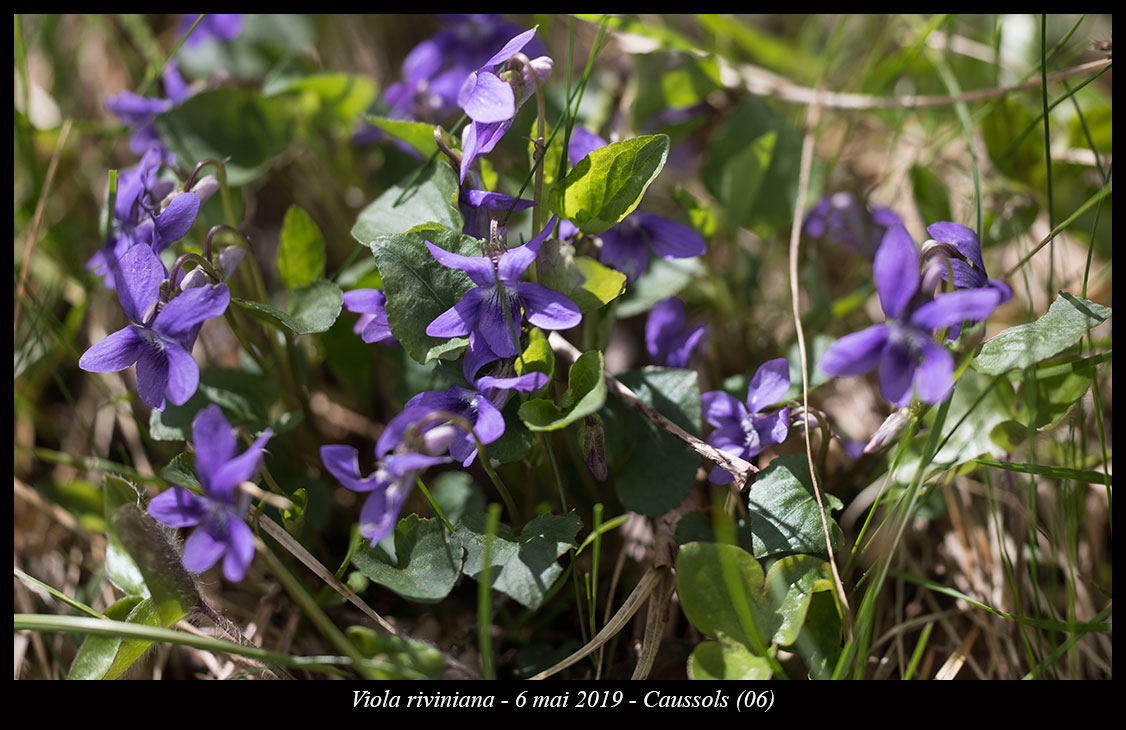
xmin=820 ymin=224 xmax=1004 ymax=407
xmin=457 ymin=27 xmax=552 ymax=182
xmin=804 ymin=191 xmax=903 ymax=259
xmin=147 ymin=405 xmax=272 ymax=582
xmin=701 ymin=358 xmax=791 ymax=484
xmin=425 ymin=215 xmax=581 ymax=365
xmin=79 ymin=243 xmax=229 ymax=410
xmin=646 ymin=297 xmax=708 ymax=368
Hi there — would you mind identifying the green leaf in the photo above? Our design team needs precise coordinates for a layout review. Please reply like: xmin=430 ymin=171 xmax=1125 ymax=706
xmin=688 ymin=636 xmax=773 ymax=680
xmin=786 ymin=334 xmax=838 ymax=397
xmin=974 ymin=459 xmax=1111 ymax=486
xmin=536 ymin=238 xmax=627 ymax=313
xmin=367 ymin=225 xmax=480 ymax=364
xmin=516 ymin=327 xmax=555 ymax=391
xmin=717 ymin=130 xmax=776 ymax=234
xmin=454 ymin=511 xmax=581 ymax=610
xmin=603 ymin=367 xmax=700 ymax=515
xmin=983 ymin=97 xmax=1045 ymax=183
xmin=630 ymin=52 xmax=721 ymax=128
xmin=926 ymin=368 xmax=1015 ymax=468
xmin=974 ymin=293 xmax=1111 ymax=375
xmin=792 ymin=590 xmax=844 ymax=679
xmin=102 ymin=597 xmax=164 ymax=680
xmin=351 ymin=515 xmax=461 ymax=603
xmin=154 ymin=87 xmax=293 ymax=186
xmin=1015 ymin=355 xmax=1096 ymax=431
xmin=746 ymin=455 xmax=843 ymax=560
xmin=67 ymin=596 xmax=144 ymax=680
xmin=677 ymin=543 xmax=835 ymax=657
xmin=346 ymin=626 xmax=446 ymax=680
xmin=674 ymin=186 xmax=718 ymax=238
xmin=548 ymin=135 xmax=670 ymax=235
xmin=351 ymin=161 xmax=462 ymax=244
xmin=277 ymin=205 xmax=326 ymax=290
xmin=233 ymin=278 xmax=343 ymax=335
xmin=365 ymin=115 xmax=441 ymax=158
xmin=159 ymin=453 xmax=199 ymax=489
xmin=518 ymin=350 xmax=607 ymax=431
xmin=102 ymin=475 xmax=148 ymax=598
xmin=110 ymin=504 xmax=199 ymax=626
xmin=677 ymin=542 xmax=773 ymax=650
xmin=764 ymin=555 xmax=835 ymax=646
xmin=702 ymin=98 xmax=800 ymax=230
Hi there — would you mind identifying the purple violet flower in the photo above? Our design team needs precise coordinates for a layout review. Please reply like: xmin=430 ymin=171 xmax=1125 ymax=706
xmin=147 ymin=405 xmax=271 ymax=581
xmin=342 ymin=289 xmax=397 ymax=346
xmin=382 ymin=14 xmax=545 ymax=122
xmin=646 ymin=297 xmax=708 ymax=368
xmin=79 ymin=243 xmax=229 ymax=410
xmin=804 ymin=192 xmax=903 ymax=259
xmin=320 ymin=408 xmax=454 ymax=546
xmin=383 ymin=370 xmax=548 ymax=467
xmin=425 ymin=215 xmax=581 ymax=361
xmin=701 ymin=358 xmax=792 ymax=484
xmin=819 ymin=224 xmax=1004 ymax=406
xmin=457 ymin=28 xmax=552 ymax=182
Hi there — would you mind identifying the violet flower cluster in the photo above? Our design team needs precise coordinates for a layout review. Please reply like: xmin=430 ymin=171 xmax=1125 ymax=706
xmin=820 ymin=223 xmax=1006 ymax=406
xmin=148 ymin=405 xmax=271 ymax=582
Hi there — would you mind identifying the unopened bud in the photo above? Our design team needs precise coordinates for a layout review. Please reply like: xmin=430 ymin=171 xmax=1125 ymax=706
xmin=191 ymin=175 xmax=221 ymax=204
xmin=215 ymin=245 xmax=245 ymax=281
xmin=580 ymin=414 xmax=608 ymax=482
xmin=422 ymin=424 xmax=458 ymax=456
xmin=863 ymin=407 xmax=912 ymax=454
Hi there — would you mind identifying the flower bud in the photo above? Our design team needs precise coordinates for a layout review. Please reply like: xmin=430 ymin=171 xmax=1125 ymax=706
xmin=422 ymin=424 xmax=458 ymax=456
xmin=863 ymin=406 xmax=912 ymax=454
xmin=191 ymin=174 xmax=221 ymax=204
xmin=580 ymin=414 xmax=608 ymax=482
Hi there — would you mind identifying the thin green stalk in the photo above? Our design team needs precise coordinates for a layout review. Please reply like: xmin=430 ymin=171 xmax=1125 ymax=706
xmin=13 ymin=613 xmax=372 ymax=675
xmin=902 ymin=622 xmax=933 ymax=680
xmin=1040 ymin=15 xmax=1056 ymax=297
xmin=416 ymin=475 xmax=455 ymax=534
xmin=478 ymin=503 xmax=502 ymax=680
xmin=14 ymin=568 xmax=106 ymax=620
xmin=931 ymin=36 xmax=983 ymax=238
xmin=22 ymin=445 xmax=164 ymax=486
